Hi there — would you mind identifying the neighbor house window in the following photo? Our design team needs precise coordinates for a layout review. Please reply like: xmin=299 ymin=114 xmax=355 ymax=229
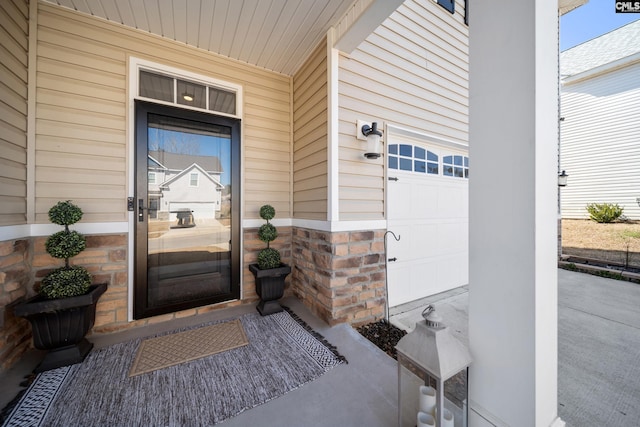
xmin=148 ymin=172 xmax=156 ymax=184
xmin=443 ymin=155 xmax=469 ymax=178
xmin=437 ymin=0 xmax=455 ymax=14
xmin=190 ymin=172 xmax=199 ymax=187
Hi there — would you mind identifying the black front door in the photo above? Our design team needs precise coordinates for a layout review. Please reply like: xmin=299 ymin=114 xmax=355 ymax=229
xmin=134 ymin=101 xmax=240 ymax=319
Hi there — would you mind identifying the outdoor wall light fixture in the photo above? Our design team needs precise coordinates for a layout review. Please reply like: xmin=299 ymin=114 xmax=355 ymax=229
xmin=182 ymin=92 xmax=194 ymax=102
xmin=357 ymin=120 xmax=383 ymax=159
xmin=558 ymin=170 xmax=568 ymax=187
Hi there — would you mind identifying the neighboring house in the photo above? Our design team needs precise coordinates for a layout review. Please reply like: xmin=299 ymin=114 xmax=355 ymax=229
xmin=560 ymin=19 xmax=640 ymax=220
xmin=147 ymin=151 xmax=225 ymax=222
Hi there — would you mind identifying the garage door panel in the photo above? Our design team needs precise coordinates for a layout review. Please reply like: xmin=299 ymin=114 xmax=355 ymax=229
xmin=436 ymin=221 xmax=467 ymax=253
xmin=415 ymin=182 xmax=439 ymax=218
xmin=387 ymin=222 xmax=443 ymax=261
xmin=388 ymin=263 xmax=413 ymax=306
xmin=389 ymin=254 xmax=466 ymax=307
xmin=437 ymin=186 xmax=466 ymax=218
xmin=387 ymin=138 xmax=468 ymax=307
xmin=389 ymin=176 xmax=444 ymax=220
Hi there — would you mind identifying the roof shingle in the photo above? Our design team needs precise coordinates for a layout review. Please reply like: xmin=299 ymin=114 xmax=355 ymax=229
xmin=560 ymin=19 xmax=640 ymax=78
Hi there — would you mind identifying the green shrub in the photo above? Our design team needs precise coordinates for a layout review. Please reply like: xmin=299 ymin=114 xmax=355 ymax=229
xmin=257 ymin=248 xmax=281 ymax=270
xmin=259 ymin=204 xmax=275 ymax=222
xmin=586 ymin=203 xmax=623 ymax=223
xmin=40 ymin=266 xmax=91 ymax=299
xmin=256 ymin=204 xmax=283 ymax=269
xmin=48 ymin=200 xmax=83 ymax=226
xmin=41 ymin=200 xmax=92 ymax=299
xmin=258 ymin=223 xmax=277 ymax=243
xmin=45 ymin=230 xmax=86 ymax=259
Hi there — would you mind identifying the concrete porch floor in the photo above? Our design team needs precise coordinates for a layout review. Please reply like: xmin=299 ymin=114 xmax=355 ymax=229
xmin=0 ymin=297 xmax=399 ymax=426
xmin=390 ymin=269 xmax=640 ymax=427
xmin=2 ymin=269 xmax=640 ymax=426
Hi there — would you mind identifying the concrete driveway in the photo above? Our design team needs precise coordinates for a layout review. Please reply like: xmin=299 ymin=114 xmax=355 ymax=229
xmin=390 ymin=269 xmax=640 ymax=427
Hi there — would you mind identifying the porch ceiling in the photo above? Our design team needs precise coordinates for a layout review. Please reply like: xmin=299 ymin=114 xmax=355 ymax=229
xmin=42 ymin=0 xmax=586 ymax=75
xmin=41 ymin=0 xmax=356 ymax=76
xmin=559 ymin=0 xmax=589 ymax=15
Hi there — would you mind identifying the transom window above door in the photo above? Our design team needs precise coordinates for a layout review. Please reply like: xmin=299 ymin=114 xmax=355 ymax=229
xmin=139 ymin=70 xmax=236 ymax=116
xmin=388 ymin=143 xmax=468 ymax=179
xmin=132 ymin=58 xmax=242 ymax=119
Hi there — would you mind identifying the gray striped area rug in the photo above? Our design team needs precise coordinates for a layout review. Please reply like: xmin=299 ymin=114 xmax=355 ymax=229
xmin=2 ymin=308 xmax=346 ymax=427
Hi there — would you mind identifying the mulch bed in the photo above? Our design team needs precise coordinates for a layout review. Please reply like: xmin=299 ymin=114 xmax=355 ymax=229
xmin=356 ymin=320 xmax=406 ymax=360
xmin=357 ymin=319 xmax=468 ymax=405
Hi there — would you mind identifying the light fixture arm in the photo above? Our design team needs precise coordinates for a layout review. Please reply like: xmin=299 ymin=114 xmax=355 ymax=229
xmin=361 ymin=122 xmax=382 ymax=138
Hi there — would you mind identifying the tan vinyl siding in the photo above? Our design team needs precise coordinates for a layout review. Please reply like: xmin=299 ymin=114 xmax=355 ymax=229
xmin=0 ymin=0 xmax=28 ymax=225
xmin=338 ymin=0 xmax=468 ymax=220
xmin=35 ymin=4 xmax=291 ymax=222
xmin=292 ymin=40 xmax=328 ymax=220
xmin=560 ymin=62 xmax=640 ymax=220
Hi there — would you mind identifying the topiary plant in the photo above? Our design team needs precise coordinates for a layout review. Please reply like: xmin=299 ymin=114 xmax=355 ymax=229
xmin=586 ymin=202 xmax=624 ymax=223
xmin=256 ymin=204 xmax=282 ymax=269
xmin=39 ymin=200 xmax=92 ymax=299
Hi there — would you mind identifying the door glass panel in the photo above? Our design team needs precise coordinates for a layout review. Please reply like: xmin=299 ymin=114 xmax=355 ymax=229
xmin=146 ymin=113 xmax=232 ymax=309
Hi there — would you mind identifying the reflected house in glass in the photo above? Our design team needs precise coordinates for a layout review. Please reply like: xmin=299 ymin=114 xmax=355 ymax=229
xmin=147 ymin=150 xmax=225 ymax=225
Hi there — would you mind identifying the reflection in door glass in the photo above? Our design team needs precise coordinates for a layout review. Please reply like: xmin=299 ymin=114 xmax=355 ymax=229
xmin=146 ymin=114 xmax=232 ymax=308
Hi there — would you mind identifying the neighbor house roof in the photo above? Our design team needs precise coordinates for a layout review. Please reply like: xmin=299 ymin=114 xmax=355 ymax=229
xmin=560 ymin=19 xmax=640 ymax=79
xmin=149 ymin=151 xmax=223 ymax=173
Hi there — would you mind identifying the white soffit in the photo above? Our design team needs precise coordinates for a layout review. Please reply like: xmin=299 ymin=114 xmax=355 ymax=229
xmin=41 ymin=0 xmax=357 ymax=76
xmin=41 ymin=0 xmax=585 ymax=74
xmin=559 ymin=0 xmax=589 ymax=15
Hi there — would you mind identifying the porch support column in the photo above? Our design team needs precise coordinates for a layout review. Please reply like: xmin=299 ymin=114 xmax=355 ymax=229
xmin=468 ymin=1 xmax=562 ymax=426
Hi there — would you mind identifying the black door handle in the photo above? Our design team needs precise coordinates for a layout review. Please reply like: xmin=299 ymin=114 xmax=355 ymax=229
xmin=138 ymin=199 xmax=145 ymax=222
xmin=388 ymin=257 xmax=397 ymax=262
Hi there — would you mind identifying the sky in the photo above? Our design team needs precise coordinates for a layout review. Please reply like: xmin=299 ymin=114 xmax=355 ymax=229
xmin=560 ymin=1 xmax=640 ymax=51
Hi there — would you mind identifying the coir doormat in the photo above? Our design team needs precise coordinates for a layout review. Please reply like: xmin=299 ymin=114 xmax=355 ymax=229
xmin=129 ymin=318 xmax=249 ymax=376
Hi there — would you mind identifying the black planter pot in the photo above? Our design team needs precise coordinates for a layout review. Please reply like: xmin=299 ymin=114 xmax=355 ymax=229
xmin=249 ymin=264 xmax=291 ymax=316
xmin=14 ymin=283 xmax=107 ymax=372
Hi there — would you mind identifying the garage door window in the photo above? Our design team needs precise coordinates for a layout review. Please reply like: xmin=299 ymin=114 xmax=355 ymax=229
xmin=388 ymin=144 xmax=439 ymax=175
xmin=443 ymin=155 xmax=469 ymax=178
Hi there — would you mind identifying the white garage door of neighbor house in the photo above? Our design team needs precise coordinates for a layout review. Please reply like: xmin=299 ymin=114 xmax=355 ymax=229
xmin=386 ymin=139 xmax=469 ymax=307
xmin=169 ymin=202 xmax=217 ymax=222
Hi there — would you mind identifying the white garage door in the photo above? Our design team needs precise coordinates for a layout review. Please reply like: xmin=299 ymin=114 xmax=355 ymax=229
xmin=169 ymin=202 xmax=216 ymax=222
xmin=386 ymin=139 xmax=469 ymax=307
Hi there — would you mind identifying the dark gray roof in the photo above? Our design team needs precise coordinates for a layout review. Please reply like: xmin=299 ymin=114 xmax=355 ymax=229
xmin=149 ymin=150 xmax=223 ymax=173
xmin=561 ymin=19 xmax=640 ymax=79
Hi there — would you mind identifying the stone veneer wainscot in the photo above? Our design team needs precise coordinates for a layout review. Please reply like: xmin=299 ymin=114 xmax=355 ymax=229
xmin=292 ymin=228 xmax=386 ymax=326
xmin=0 ymin=239 xmax=32 ymax=370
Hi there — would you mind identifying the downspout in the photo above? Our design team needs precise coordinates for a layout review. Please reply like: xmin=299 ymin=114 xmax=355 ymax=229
xmin=557 ymin=10 xmax=563 ymax=260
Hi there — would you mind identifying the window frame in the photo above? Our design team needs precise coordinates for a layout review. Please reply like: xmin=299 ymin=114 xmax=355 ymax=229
xmin=189 ymin=172 xmax=199 ymax=187
xmin=131 ymin=57 xmax=243 ymax=120
xmin=388 ymin=142 xmax=468 ymax=179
